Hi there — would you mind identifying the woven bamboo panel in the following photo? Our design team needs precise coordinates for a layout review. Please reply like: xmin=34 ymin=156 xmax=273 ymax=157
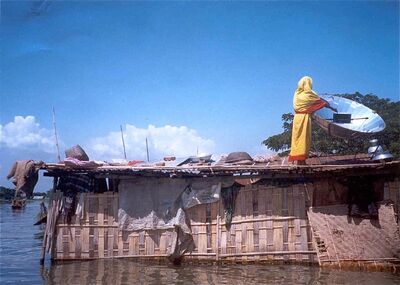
xmin=54 ymin=192 xmax=118 ymax=260
xmin=308 ymin=203 xmax=400 ymax=266
xmin=54 ymin=192 xmax=177 ymax=260
xmin=54 ymin=185 xmax=316 ymax=262
xmin=185 ymin=184 xmax=315 ymax=262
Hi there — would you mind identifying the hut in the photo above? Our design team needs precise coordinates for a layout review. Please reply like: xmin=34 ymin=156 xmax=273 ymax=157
xmin=39 ymin=154 xmax=400 ymax=271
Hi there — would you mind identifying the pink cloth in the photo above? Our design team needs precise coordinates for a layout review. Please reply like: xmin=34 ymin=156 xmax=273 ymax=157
xmin=64 ymin=157 xmax=102 ymax=168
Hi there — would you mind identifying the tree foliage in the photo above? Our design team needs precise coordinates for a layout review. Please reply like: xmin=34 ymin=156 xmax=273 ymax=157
xmin=262 ymin=93 xmax=400 ymax=158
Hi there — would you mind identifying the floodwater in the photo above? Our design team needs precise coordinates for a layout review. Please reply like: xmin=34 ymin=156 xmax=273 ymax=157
xmin=0 ymin=201 xmax=399 ymax=285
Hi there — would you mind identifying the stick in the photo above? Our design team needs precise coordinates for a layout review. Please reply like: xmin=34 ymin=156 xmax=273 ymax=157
xmin=52 ymin=107 xmax=61 ymax=162
xmin=120 ymin=125 xmax=127 ymax=160
xmin=146 ymin=137 xmax=150 ymax=162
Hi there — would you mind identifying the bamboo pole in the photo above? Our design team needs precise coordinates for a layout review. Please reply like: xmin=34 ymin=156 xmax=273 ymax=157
xmin=120 ymin=125 xmax=127 ymax=160
xmin=146 ymin=138 xmax=150 ymax=162
xmin=52 ymin=107 xmax=61 ymax=162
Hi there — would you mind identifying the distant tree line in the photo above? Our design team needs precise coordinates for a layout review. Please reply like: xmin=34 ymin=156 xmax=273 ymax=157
xmin=262 ymin=93 xmax=400 ymax=158
xmin=0 ymin=186 xmax=49 ymax=201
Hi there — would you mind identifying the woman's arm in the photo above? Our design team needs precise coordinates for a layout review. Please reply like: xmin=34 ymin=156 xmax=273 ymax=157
xmin=321 ymin=98 xmax=338 ymax=113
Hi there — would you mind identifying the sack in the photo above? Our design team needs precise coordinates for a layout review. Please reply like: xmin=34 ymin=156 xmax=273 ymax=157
xmin=65 ymin=145 xmax=89 ymax=161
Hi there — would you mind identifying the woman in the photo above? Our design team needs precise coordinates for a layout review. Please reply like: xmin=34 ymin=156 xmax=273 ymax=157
xmin=288 ymin=76 xmax=337 ymax=164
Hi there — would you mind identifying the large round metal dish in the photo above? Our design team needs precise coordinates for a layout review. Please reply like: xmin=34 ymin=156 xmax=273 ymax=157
xmin=313 ymin=95 xmax=386 ymax=139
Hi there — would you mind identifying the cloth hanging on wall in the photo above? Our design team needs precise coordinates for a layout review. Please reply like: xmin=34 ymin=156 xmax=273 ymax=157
xmin=118 ymin=177 xmax=234 ymax=257
xmin=7 ymin=160 xmax=39 ymax=198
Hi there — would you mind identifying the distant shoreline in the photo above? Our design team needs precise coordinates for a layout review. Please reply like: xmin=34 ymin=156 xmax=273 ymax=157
xmin=0 ymin=186 xmax=48 ymax=201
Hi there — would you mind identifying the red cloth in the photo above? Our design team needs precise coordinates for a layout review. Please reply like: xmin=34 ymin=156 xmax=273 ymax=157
xmin=128 ymin=160 xmax=144 ymax=166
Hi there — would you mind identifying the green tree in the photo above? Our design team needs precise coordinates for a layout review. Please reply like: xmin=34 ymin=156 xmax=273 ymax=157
xmin=262 ymin=93 xmax=400 ymax=158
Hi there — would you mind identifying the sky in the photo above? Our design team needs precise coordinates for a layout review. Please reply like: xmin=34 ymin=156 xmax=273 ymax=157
xmin=0 ymin=1 xmax=399 ymax=190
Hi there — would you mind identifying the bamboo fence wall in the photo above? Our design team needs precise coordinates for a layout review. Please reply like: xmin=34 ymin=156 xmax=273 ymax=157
xmin=51 ymin=178 xmax=399 ymax=263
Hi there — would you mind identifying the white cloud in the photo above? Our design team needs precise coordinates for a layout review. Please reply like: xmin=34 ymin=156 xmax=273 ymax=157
xmin=0 ymin=116 xmax=55 ymax=152
xmin=88 ymin=124 xmax=215 ymax=161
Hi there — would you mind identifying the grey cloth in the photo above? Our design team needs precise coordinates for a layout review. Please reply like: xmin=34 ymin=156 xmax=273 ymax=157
xmin=118 ymin=177 xmax=232 ymax=232
xmin=7 ymin=160 xmax=39 ymax=198
xmin=118 ymin=177 xmax=234 ymax=258
xmin=225 ymin=152 xmax=253 ymax=164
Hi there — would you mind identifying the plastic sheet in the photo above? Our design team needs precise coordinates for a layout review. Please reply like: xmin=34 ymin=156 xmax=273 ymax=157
xmin=118 ymin=177 xmax=233 ymax=233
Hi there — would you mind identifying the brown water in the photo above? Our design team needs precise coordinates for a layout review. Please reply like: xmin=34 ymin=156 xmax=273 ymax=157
xmin=1 ymin=201 xmax=399 ymax=284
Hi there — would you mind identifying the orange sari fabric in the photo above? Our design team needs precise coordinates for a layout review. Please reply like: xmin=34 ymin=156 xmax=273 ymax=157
xmin=288 ymin=77 xmax=327 ymax=162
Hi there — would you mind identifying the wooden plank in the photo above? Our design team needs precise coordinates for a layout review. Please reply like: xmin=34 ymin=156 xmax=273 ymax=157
xmin=246 ymin=187 xmax=254 ymax=252
xmin=145 ymin=232 xmax=154 ymax=255
xmin=113 ymin=228 xmax=119 ymax=256
xmin=206 ymin=204 xmax=212 ymax=252
xmin=232 ymin=187 xmax=246 ymax=253
xmin=298 ymin=185 xmax=309 ymax=257
xmin=238 ymin=189 xmax=247 ymax=254
xmin=75 ymin=228 xmax=81 ymax=259
xmin=128 ymin=235 xmax=135 ymax=255
xmin=103 ymin=229 xmax=108 ymax=257
xmin=62 ymin=227 xmax=69 ymax=259
xmin=273 ymin=220 xmax=283 ymax=252
xmin=235 ymin=224 xmax=242 ymax=254
xmin=133 ymin=233 xmax=139 ymax=255
xmin=272 ymin=187 xmax=281 ymax=217
xmin=82 ymin=226 xmax=90 ymax=259
xmin=108 ymin=196 xmax=114 ymax=226
xmin=214 ymin=199 xmax=222 ymax=256
xmin=69 ymin=227 xmax=76 ymax=259
xmin=287 ymin=185 xmax=297 ymax=256
xmin=229 ymin=224 xmax=235 ymax=255
xmin=307 ymin=183 xmax=314 ymax=208
xmin=108 ymin=227 xmax=114 ymax=257
xmin=221 ymin=228 xmax=227 ymax=254
xmin=197 ymin=205 xmax=207 ymax=253
xmin=113 ymin=193 xmax=118 ymax=224
xmin=159 ymin=232 xmax=166 ymax=255
xmin=258 ymin=186 xmax=267 ymax=252
xmin=118 ymin=231 xmax=124 ymax=256
xmin=288 ymin=219 xmax=295 ymax=252
xmin=266 ymin=186 xmax=274 ymax=252
xmin=98 ymin=195 xmax=105 ymax=258
xmin=89 ymin=227 xmax=94 ymax=258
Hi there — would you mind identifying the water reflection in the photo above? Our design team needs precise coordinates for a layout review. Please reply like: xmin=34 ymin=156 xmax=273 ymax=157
xmin=40 ymin=260 xmax=400 ymax=285
xmin=41 ymin=260 xmax=315 ymax=285
xmin=1 ymin=201 xmax=399 ymax=285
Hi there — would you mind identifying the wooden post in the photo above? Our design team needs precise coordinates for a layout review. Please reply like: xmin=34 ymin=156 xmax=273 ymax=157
xmin=40 ymin=177 xmax=58 ymax=264
xmin=216 ymin=212 xmax=220 ymax=261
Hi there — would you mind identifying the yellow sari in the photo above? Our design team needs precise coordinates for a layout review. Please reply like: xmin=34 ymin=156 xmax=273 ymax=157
xmin=288 ymin=76 xmax=327 ymax=162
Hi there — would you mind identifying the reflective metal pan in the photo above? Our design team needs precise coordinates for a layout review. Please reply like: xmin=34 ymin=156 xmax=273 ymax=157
xmin=313 ymin=95 xmax=386 ymax=139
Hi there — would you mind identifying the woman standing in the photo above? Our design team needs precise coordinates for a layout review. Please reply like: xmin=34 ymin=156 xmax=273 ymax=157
xmin=288 ymin=76 xmax=337 ymax=164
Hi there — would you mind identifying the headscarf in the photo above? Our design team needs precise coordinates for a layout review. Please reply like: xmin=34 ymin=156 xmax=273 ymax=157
xmin=293 ymin=76 xmax=324 ymax=113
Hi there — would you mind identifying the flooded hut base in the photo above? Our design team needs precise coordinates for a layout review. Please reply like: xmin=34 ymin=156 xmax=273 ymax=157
xmin=41 ymin=160 xmax=400 ymax=273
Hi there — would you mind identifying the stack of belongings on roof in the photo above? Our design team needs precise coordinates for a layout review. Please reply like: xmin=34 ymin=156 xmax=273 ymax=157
xmin=57 ymin=145 xmax=107 ymax=223
xmin=215 ymin=151 xmax=254 ymax=165
xmin=225 ymin=151 xmax=254 ymax=165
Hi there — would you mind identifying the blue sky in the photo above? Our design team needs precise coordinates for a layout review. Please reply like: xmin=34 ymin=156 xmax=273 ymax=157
xmin=1 ymin=1 xmax=399 ymax=190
